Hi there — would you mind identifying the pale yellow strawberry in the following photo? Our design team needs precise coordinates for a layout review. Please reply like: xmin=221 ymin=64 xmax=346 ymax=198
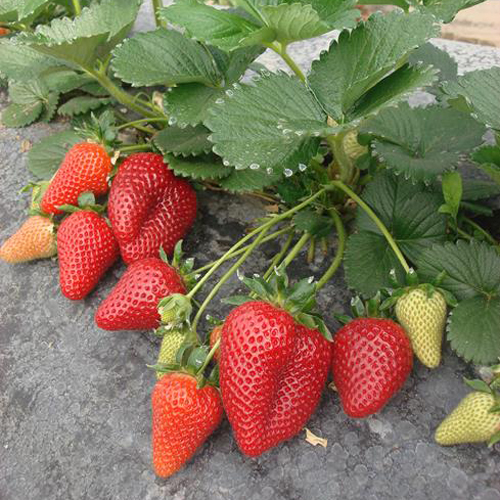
xmin=396 ymin=287 xmax=447 ymax=368
xmin=435 ymin=392 xmax=500 ymax=445
xmin=156 ymin=330 xmax=186 ymax=379
xmin=0 ymin=216 xmax=57 ymax=264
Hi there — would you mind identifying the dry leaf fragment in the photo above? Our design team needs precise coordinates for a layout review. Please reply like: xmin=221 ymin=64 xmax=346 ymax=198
xmin=20 ymin=140 xmax=32 ymax=153
xmin=329 ymin=381 xmax=337 ymax=392
xmin=305 ymin=428 xmax=327 ymax=448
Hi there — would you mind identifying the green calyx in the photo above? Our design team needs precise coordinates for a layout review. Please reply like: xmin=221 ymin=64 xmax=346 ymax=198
xmin=57 ymin=191 xmax=107 ymax=215
xmin=157 ymin=292 xmax=193 ymax=330
xmin=73 ymin=110 xmax=119 ymax=153
xmin=223 ymin=263 xmax=332 ymax=341
xmin=159 ymin=240 xmax=196 ymax=291
xmin=380 ymin=269 xmax=458 ymax=311
xmin=333 ymin=291 xmax=391 ymax=325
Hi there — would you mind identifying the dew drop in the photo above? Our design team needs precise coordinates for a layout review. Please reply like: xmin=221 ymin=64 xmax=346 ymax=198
xmin=207 ymin=134 xmax=214 ymax=142
xmin=179 ymin=122 xmax=187 ymax=129
xmin=277 ymin=123 xmax=284 ymax=130
xmin=225 ymin=89 xmax=234 ymax=97
xmin=232 ymin=83 xmax=241 ymax=90
xmin=298 ymin=163 xmax=307 ymax=172
xmin=223 ymin=159 xmax=231 ymax=166
xmin=215 ymin=98 xmax=225 ymax=105
xmin=282 ymin=129 xmax=292 ymax=135
xmin=250 ymin=163 xmax=260 ymax=170
xmin=295 ymin=130 xmax=304 ymax=137
xmin=313 ymin=131 xmax=321 ymax=137
xmin=235 ymin=163 xmax=246 ymax=170
xmin=262 ymin=69 xmax=271 ymax=77
xmin=307 ymin=276 xmax=314 ymax=284
xmin=237 ymin=269 xmax=244 ymax=281
xmin=284 ymin=168 xmax=293 ymax=177
xmin=266 ymin=167 xmax=274 ymax=175
xmin=168 ymin=116 xmax=177 ymax=126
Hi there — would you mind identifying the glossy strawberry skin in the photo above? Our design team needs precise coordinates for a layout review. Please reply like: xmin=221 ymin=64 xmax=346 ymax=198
xmin=332 ymin=318 xmax=413 ymax=418
xmin=95 ymin=257 xmax=186 ymax=330
xmin=41 ymin=143 xmax=111 ymax=215
xmin=152 ymin=372 xmax=223 ymax=478
xmin=220 ymin=301 xmax=332 ymax=457
xmin=57 ymin=211 xmax=119 ymax=300
xmin=108 ymin=153 xmax=197 ymax=264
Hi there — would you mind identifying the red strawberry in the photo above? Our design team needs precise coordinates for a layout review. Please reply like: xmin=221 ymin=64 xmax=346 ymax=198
xmin=95 ymin=257 xmax=186 ymax=330
xmin=331 ymin=318 xmax=413 ymax=418
xmin=108 ymin=153 xmax=197 ymax=264
xmin=57 ymin=210 xmax=119 ymax=300
xmin=220 ymin=301 xmax=332 ymax=457
xmin=209 ymin=325 xmax=223 ymax=362
xmin=152 ymin=372 xmax=223 ymax=478
xmin=41 ymin=142 xmax=112 ymax=215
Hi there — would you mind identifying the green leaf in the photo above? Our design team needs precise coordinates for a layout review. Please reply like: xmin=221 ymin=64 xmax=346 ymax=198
xmin=448 ymin=296 xmax=500 ymax=365
xmin=111 ymin=28 xmax=220 ymax=87
xmin=420 ymin=0 xmax=484 ymax=23
xmin=463 ymin=378 xmax=493 ymax=394
xmin=218 ymin=166 xmax=282 ymax=192
xmin=440 ymin=171 xmax=462 ymax=219
xmin=58 ymin=96 xmax=113 ymax=117
xmin=472 ymin=145 xmax=500 ymax=186
xmin=308 ymin=11 xmax=438 ymax=121
xmin=42 ymin=69 xmax=94 ymax=93
xmin=356 ymin=171 xmax=447 ymax=262
xmin=1 ymin=101 xmax=43 ymax=128
xmin=205 ymin=71 xmax=326 ymax=174
xmin=344 ymin=231 xmax=406 ymax=297
xmin=442 ymin=67 xmax=500 ymax=131
xmin=358 ymin=103 xmax=486 ymax=182
xmin=409 ymin=42 xmax=458 ymax=83
xmin=16 ymin=0 xmax=141 ymax=69
xmin=39 ymin=91 xmax=59 ymax=122
xmin=9 ymin=79 xmax=49 ymax=105
xmin=347 ymin=63 xmax=438 ymax=122
xmin=417 ymin=240 xmax=500 ymax=301
xmin=153 ymin=125 xmax=212 ymax=157
xmin=27 ymin=130 xmax=81 ymax=179
xmin=165 ymin=153 xmax=232 ymax=180
xmin=461 ymin=178 xmax=500 ymax=201
xmin=293 ymin=210 xmax=332 ymax=237
xmin=297 ymin=0 xmax=359 ymax=30
xmin=259 ymin=3 xmax=329 ymax=44
xmin=161 ymin=0 xmax=260 ymax=51
xmin=17 ymin=0 xmax=50 ymax=20
xmin=0 ymin=41 xmax=60 ymax=81
xmin=360 ymin=0 xmax=410 ymax=8
xmin=164 ymin=46 xmax=264 ymax=126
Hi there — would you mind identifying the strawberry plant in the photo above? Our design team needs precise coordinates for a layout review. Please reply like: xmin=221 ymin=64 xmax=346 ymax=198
xmin=2 ymin=0 xmax=500 ymax=481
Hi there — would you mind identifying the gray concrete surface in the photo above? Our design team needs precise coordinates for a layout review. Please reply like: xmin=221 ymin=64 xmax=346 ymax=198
xmin=1 ymin=5 xmax=500 ymax=500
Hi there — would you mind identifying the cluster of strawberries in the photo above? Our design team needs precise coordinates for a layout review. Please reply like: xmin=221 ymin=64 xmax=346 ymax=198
xmin=1 ymin=140 xmax=499 ymax=480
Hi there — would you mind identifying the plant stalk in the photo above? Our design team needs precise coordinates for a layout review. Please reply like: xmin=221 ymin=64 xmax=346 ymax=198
xmin=330 ymin=180 xmax=410 ymax=273
xmin=281 ymin=232 xmax=310 ymax=269
xmin=71 ymin=0 xmax=82 ymax=16
xmin=270 ymin=43 xmax=306 ymax=83
xmin=463 ymin=217 xmax=499 ymax=246
xmin=262 ymin=231 xmax=295 ymax=280
xmin=191 ymin=227 xmax=270 ymax=331
xmin=152 ymin=0 xmax=166 ymax=28
xmin=197 ymin=338 xmax=221 ymax=375
xmin=119 ymin=143 xmax=153 ymax=153
xmin=316 ymin=209 xmax=346 ymax=290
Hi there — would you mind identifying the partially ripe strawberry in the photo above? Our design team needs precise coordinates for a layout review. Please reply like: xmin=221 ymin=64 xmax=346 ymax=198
xmin=57 ymin=211 xmax=119 ymax=300
xmin=396 ymin=287 xmax=447 ymax=368
xmin=0 ymin=216 xmax=56 ymax=263
xmin=435 ymin=392 xmax=500 ymax=446
xmin=332 ymin=318 xmax=413 ymax=418
xmin=41 ymin=142 xmax=111 ymax=215
xmin=95 ymin=257 xmax=186 ymax=331
xmin=152 ymin=372 xmax=223 ymax=478
xmin=209 ymin=325 xmax=222 ymax=362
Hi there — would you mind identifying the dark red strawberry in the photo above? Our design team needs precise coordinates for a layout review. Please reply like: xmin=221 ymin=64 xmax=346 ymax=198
xmin=108 ymin=153 xmax=197 ymax=264
xmin=57 ymin=210 xmax=119 ymax=300
xmin=220 ymin=300 xmax=332 ymax=457
xmin=95 ymin=257 xmax=186 ymax=330
xmin=331 ymin=318 xmax=413 ymax=418
xmin=41 ymin=142 xmax=112 ymax=215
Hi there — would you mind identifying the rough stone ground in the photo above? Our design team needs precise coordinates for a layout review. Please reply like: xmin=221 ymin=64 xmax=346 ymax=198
xmin=1 ymin=5 xmax=500 ymax=500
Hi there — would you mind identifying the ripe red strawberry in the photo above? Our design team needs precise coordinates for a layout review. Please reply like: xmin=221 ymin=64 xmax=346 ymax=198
xmin=57 ymin=210 xmax=119 ymax=300
xmin=108 ymin=153 xmax=197 ymax=264
xmin=220 ymin=301 xmax=332 ymax=457
xmin=0 ymin=216 xmax=57 ymax=263
xmin=41 ymin=142 xmax=112 ymax=215
xmin=331 ymin=318 xmax=413 ymax=418
xmin=152 ymin=372 xmax=223 ymax=478
xmin=95 ymin=257 xmax=186 ymax=330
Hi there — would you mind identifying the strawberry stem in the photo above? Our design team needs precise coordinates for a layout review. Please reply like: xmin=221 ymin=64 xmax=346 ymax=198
xmin=197 ymin=338 xmax=221 ymax=376
xmin=152 ymin=0 xmax=166 ymax=29
xmin=316 ymin=209 xmax=346 ymax=290
xmin=268 ymin=42 xmax=306 ymax=83
xmin=116 ymin=117 xmax=168 ymax=133
xmin=330 ymin=180 xmax=411 ymax=273
xmin=187 ymin=188 xmax=328 ymax=300
xmin=119 ymin=143 xmax=153 ymax=154
xmin=262 ymin=231 xmax=295 ymax=280
xmin=191 ymin=227 xmax=271 ymax=331
xmin=71 ymin=0 xmax=82 ymax=15
xmin=281 ymin=232 xmax=311 ymax=269
xmin=191 ymin=226 xmax=293 ymax=276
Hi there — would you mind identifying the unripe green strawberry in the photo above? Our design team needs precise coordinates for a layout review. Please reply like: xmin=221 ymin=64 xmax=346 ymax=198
xmin=156 ymin=330 xmax=186 ymax=379
xmin=395 ymin=287 xmax=447 ymax=368
xmin=435 ymin=392 xmax=500 ymax=446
